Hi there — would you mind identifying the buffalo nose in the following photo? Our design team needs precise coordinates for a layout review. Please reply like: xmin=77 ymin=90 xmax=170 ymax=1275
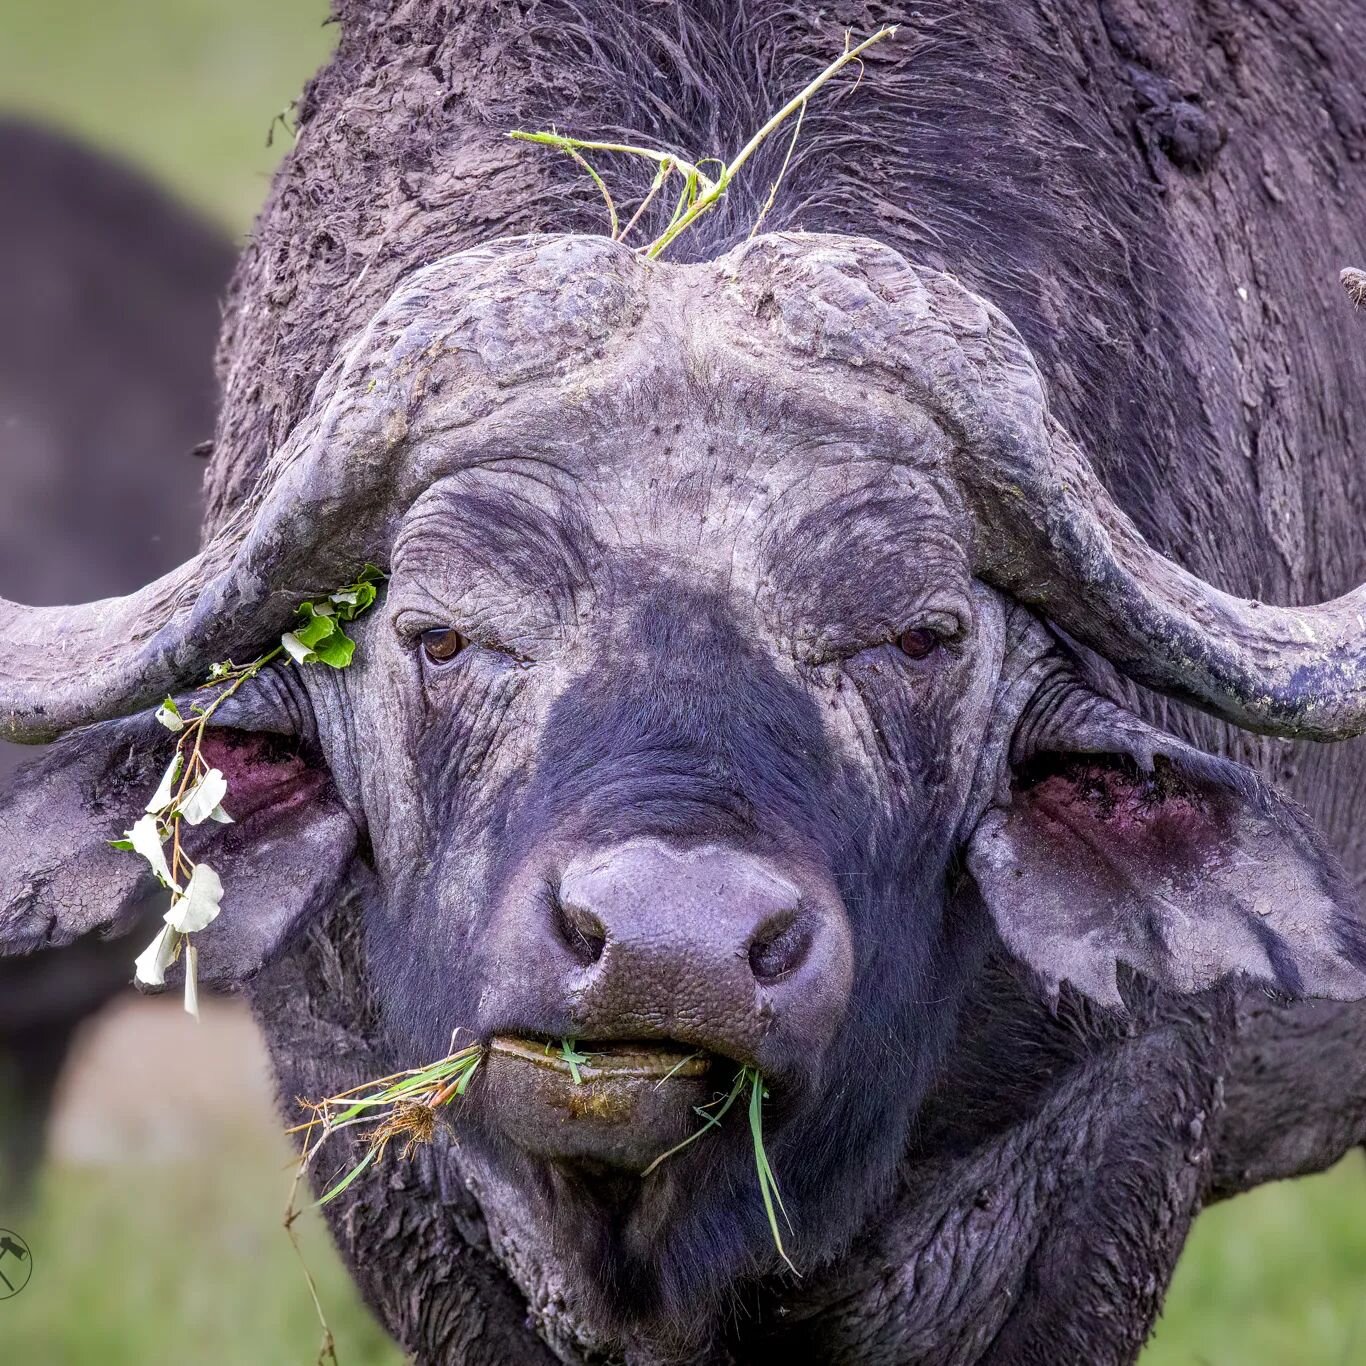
xmin=547 ymin=838 xmax=852 ymax=1063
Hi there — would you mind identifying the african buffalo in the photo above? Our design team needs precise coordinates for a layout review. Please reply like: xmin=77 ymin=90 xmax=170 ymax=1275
xmin=0 ymin=118 xmax=230 ymax=1198
xmin=4 ymin=4 xmax=1366 ymax=1362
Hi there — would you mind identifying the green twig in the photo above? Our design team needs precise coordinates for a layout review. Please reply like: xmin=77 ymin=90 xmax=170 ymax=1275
xmin=748 ymin=99 xmax=805 ymax=241
xmin=561 ymin=145 xmax=619 ymax=239
xmin=510 ymin=25 xmax=897 ymax=259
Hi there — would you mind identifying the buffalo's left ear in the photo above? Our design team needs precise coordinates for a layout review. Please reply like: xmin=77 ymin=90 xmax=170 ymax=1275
xmin=0 ymin=709 xmax=358 ymax=987
xmin=966 ymin=700 xmax=1366 ymax=1007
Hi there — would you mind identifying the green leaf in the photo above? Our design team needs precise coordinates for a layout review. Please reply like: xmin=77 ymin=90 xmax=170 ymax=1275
xmin=133 ymin=922 xmax=181 ymax=987
xmin=291 ymin=603 xmax=339 ymax=649
xmin=144 ymin=752 xmax=183 ymax=816
xmin=280 ymin=631 xmax=315 ymax=665
xmin=126 ymin=812 xmax=176 ymax=889
xmin=329 ymin=580 xmax=377 ymax=620
xmin=164 ymin=862 xmax=224 ymax=933
xmin=308 ymin=629 xmax=356 ymax=669
xmin=183 ymin=942 xmax=200 ymax=1019
xmin=179 ymin=768 xmax=229 ymax=826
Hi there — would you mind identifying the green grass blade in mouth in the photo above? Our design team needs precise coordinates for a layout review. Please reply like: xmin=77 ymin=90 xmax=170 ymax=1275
xmin=654 ymin=1050 xmax=704 ymax=1090
xmin=293 ymin=1043 xmax=484 ymax=1205
xmin=748 ymin=1069 xmax=798 ymax=1276
xmin=559 ymin=1038 xmax=590 ymax=1085
xmin=641 ymin=1064 xmax=800 ymax=1270
xmin=640 ymin=1068 xmax=747 ymax=1177
xmin=317 ymin=1146 xmax=379 ymax=1206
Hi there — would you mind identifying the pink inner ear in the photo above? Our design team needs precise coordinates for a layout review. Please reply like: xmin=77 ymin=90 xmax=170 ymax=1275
xmin=199 ymin=730 xmax=327 ymax=822
xmin=1015 ymin=756 xmax=1231 ymax=876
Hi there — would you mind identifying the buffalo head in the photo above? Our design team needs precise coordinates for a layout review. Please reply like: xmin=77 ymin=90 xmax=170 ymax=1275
xmin=3 ymin=233 xmax=1366 ymax=1342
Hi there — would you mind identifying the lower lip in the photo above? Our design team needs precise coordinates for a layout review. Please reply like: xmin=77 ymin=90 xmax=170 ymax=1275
xmin=480 ymin=1036 xmax=718 ymax=1171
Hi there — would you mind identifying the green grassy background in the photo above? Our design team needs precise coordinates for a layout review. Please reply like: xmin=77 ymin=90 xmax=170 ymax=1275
xmin=2 ymin=3 xmax=1365 ymax=1362
xmin=0 ymin=0 xmax=333 ymax=231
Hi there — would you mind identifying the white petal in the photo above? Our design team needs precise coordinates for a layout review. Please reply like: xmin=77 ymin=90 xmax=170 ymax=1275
xmin=127 ymin=813 xmax=176 ymax=889
xmin=180 ymin=769 xmax=228 ymax=826
xmin=155 ymin=702 xmax=185 ymax=733
xmin=280 ymin=631 xmax=314 ymax=665
xmin=183 ymin=943 xmax=200 ymax=1018
xmin=134 ymin=923 xmax=181 ymax=986
xmin=145 ymin=752 xmax=183 ymax=814
xmin=207 ymin=805 xmax=234 ymax=825
xmin=165 ymin=862 xmax=224 ymax=933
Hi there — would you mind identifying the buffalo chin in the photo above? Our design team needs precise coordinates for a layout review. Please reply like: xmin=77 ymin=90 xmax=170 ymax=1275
xmin=537 ymin=1134 xmax=782 ymax=1353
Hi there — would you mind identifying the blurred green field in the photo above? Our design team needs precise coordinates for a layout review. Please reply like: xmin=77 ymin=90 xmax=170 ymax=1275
xmin=0 ymin=0 xmax=333 ymax=232
xmin=2 ymin=3 xmax=1365 ymax=1362
xmin=4 ymin=1135 xmax=403 ymax=1366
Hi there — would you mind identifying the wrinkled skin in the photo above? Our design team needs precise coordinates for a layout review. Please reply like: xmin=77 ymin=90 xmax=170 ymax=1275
xmin=299 ymin=289 xmax=996 ymax=1326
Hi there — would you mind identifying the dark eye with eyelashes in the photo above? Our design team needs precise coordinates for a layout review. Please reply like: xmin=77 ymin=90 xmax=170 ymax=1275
xmin=420 ymin=627 xmax=469 ymax=664
xmin=896 ymin=626 xmax=945 ymax=660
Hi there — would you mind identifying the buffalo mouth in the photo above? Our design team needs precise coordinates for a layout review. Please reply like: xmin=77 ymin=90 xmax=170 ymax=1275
xmin=481 ymin=1035 xmax=725 ymax=1172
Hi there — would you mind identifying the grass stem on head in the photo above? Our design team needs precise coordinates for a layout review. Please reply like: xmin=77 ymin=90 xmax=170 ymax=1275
xmin=509 ymin=25 xmax=896 ymax=259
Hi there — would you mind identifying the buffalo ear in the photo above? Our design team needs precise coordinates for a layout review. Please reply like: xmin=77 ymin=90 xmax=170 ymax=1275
xmin=966 ymin=722 xmax=1366 ymax=1007
xmin=0 ymin=713 xmax=357 ymax=987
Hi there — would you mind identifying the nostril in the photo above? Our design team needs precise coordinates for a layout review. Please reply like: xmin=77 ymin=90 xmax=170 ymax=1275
xmin=748 ymin=910 xmax=811 ymax=984
xmin=550 ymin=884 xmax=607 ymax=966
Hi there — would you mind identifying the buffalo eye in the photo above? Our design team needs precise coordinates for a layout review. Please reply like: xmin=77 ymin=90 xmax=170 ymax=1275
xmin=897 ymin=626 xmax=942 ymax=660
xmin=420 ymin=627 xmax=468 ymax=664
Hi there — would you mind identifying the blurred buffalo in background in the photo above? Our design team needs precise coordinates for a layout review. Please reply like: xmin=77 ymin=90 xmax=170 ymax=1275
xmin=0 ymin=117 xmax=231 ymax=1198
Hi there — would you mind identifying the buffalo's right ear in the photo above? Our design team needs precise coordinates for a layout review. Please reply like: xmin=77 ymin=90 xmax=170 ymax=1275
xmin=965 ymin=664 xmax=1366 ymax=1009
xmin=0 ymin=707 xmax=357 ymax=987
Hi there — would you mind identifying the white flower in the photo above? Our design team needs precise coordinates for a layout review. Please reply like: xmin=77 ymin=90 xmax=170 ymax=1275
xmin=126 ymin=813 xmax=176 ymax=890
xmin=179 ymin=769 xmax=230 ymax=826
xmin=134 ymin=922 xmax=181 ymax=987
xmin=165 ymin=863 xmax=224 ymax=933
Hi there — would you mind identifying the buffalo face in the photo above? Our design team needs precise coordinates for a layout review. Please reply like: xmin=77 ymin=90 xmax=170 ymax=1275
xmin=319 ymin=364 xmax=1004 ymax=1324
